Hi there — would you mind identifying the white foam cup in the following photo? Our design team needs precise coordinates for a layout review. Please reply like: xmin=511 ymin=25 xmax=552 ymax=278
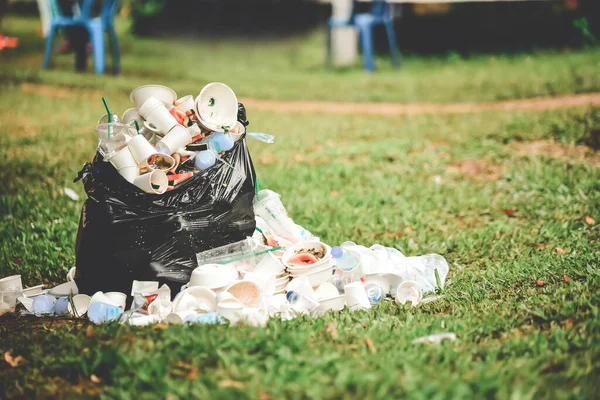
xmin=68 ymin=294 xmax=91 ymax=316
xmin=138 ymin=96 xmax=178 ymax=134
xmin=344 ymin=282 xmax=371 ymax=310
xmin=395 ymin=281 xmax=423 ymax=306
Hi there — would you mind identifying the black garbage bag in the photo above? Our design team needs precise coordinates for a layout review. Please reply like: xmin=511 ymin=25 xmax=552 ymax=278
xmin=73 ymin=109 xmax=256 ymax=296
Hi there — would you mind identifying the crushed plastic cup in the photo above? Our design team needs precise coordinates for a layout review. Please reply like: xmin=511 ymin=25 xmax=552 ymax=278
xmin=364 ymin=282 xmax=384 ymax=304
xmin=54 ymin=296 xmax=70 ymax=316
xmin=87 ymin=302 xmax=123 ymax=324
xmin=138 ymin=96 xmax=178 ymax=134
xmin=133 ymin=170 xmax=168 ymax=194
xmin=196 ymin=237 xmax=256 ymax=266
xmin=0 ymin=290 xmax=22 ymax=313
xmin=32 ymin=294 xmax=56 ymax=315
xmin=253 ymin=190 xmax=303 ymax=243
xmin=147 ymin=298 xmax=173 ymax=320
xmin=194 ymin=150 xmax=217 ymax=170
xmin=395 ymin=281 xmax=422 ymax=306
xmin=285 ymin=276 xmax=317 ymax=301
xmin=202 ymin=132 xmax=234 ymax=153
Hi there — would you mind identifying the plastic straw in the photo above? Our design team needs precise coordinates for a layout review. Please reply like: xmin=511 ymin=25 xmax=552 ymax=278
xmin=134 ymin=120 xmax=140 ymax=135
xmin=216 ymin=246 xmax=282 ymax=265
xmin=102 ymin=97 xmax=113 ymax=139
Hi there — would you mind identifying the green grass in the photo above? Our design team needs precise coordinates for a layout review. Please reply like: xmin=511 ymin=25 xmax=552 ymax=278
xmin=1 ymin=13 xmax=600 ymax=399
xmin=2 ymin=15 xmax=600 ymax=104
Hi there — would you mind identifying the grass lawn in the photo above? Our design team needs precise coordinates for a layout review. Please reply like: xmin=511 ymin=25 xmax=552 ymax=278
xmin=1 ymin=14 xmax=600 ymax=399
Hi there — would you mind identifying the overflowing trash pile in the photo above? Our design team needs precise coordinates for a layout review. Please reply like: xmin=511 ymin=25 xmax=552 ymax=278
xmin=0 ymin=83 xmax=450 ymax=327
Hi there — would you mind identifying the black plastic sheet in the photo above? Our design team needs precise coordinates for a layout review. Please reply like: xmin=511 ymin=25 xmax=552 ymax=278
xmin=73 ymin=107 xmax=256 ymax=296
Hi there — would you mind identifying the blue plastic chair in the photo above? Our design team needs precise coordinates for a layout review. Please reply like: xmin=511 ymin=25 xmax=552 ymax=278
xmin=327 ymin=0 xmax=401 ymax=72
xmin=42 ymin=0 xmax=120 ymax=74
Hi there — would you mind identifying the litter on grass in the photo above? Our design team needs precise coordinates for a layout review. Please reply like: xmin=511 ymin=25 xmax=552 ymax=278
xmin=2 ymin=83 xmax=451 ymax=327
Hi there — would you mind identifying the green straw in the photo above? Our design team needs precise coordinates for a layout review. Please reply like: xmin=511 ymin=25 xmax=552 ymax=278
xmin=102 ymin=97 xmax=113 ymax=139
xmin=255 ymin=177 xmax=260 ymax=200
xmin=134 ymin=120 xmax=140 ymax=135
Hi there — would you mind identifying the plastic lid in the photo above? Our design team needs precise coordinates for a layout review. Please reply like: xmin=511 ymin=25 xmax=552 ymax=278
xmin=331 ymin=246 xmax=343 ymax=259
xmin=286 ymin=291 xmax=297 ymax=302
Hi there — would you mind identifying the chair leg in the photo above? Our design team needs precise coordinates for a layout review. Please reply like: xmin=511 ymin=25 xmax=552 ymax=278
xmin=357 ymin=24 xmax=375 ymax=72
xmin=385 ymin=21 xmax=401 ymax=69
xmin=42 ymin=25 xmax=57 ymax=69
xmin=87 ymin=25 xmax=105 ymax=74
xmin=108 ymin=26 xmax=120 ymax=75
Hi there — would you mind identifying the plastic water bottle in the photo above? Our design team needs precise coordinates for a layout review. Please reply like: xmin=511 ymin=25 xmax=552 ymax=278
xmin=87 ymin=302 xmax=123 ymax=324
xmin=286 ymin=291 xmax=319 ymax=315
xmin=364 ymin=283 xmax=384 ymax=304
xmin=331 ymin=246 xmax=360 ymax=272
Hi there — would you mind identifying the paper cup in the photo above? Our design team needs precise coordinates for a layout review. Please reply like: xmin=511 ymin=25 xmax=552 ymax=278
xmin=318 ymin=295 xmax=346 ymax=314
xmin=156 ymin=124 xmax=192 ymax=155
xmin=128 ymin=134 xmax=157 ymax=166
xmin=344 ymin=282 xmax=371 ymax=311
xmin=174 ymin=95 xmax=195 ymax=112
xmin=229 ymin=121 xmax=246 ymax=142
xmin=195 ymin=82 xmax=238 ymax=131
xmin=90 ymin=291 xmax=120 ymax=307
xmin=107 ymin=147 xmax=140 ymax=183
xmin=122 ymin=108 xmax=141 ymax=125
xmin=138 ymin=96 xmax=178 ymax=134
xmin=315 ymin=282 xmax=340 ymax=301
xmin=395 ymin=281 xmax=422 ymax=306
xmin=130 ymin=85 xmax=177 ymax=109
xmin=68 ymin=294 xmax=91 ymax=316
xmin=217 ymin=301 xmax=244 ymax=324
xmin=133 ymin=170 xmax=168 ymax=194
xmin=254 ymin=252 xmax=284 ymax=275
xmin=104 ymin=292 xmax=127 ymax=309
xmin=0 ymin=275 xmax=22 ymax=291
